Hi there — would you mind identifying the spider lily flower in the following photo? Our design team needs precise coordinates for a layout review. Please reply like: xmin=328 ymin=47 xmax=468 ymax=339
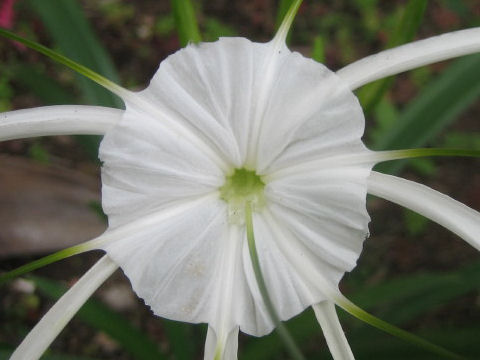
xmin=1 ymin=1 xmax=480 ymax=359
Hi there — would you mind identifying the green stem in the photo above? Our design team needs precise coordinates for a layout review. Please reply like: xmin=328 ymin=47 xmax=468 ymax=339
xmin=0 ymin=242 xmax=92 ymax=285
xmin=245 ymin=202 xmax=305 ymax=360
xmin=335 ymin=295 xmax=466 ymax=360
xmin=378 ymin=148 xmax=480 ymax=162
xmin=273 ymin=0 xmax=303 ymax=45
xmin=0 ymin=27 xmax=128 ymax=99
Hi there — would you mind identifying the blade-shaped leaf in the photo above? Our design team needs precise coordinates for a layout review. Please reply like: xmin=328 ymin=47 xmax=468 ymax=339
xmin=357 ymin=0 xmax=428 ymax=113
xmin=28 ymin=0 xmax=122 ymax=108
xmin=347 ymin=327 xmax=480 ymax=359
xmin=374 ymin=53 xmax=480 ymax=174
xmin=161 ymin=319 xmax=196 ymax=360
xmin=352 ymin=261 xmax=480 ymax=325
xmin=170 ymin=0 xmax=202 ymax=46
xmin=13 ymin=64 xmax=75 ymax=105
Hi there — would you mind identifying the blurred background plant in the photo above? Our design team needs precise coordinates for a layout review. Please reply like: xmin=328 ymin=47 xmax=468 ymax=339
xmin=0 ymin=0 xmax=479 ymax=359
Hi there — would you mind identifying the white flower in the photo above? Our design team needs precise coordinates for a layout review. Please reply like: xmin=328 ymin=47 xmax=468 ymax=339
xmin=1 ymin=2 xmax=480 ymax=360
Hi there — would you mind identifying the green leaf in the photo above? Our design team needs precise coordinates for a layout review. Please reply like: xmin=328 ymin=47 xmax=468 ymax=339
xmin=0 ymin=28 xmax=123 ymax=97
xmin=370 ymin=97 xmax=399 ymax=144
xmin=406 ymin=157 xmax=437 ymax=176
xmin=337 ymin=298 xmax=465 ymax=359
xmin=28 ymin=142 xmax=50 ymax=164
xmin=347 ymin=327 xmax=480 ymax=359
xmin=155 ymin=14 xmax=176 ymax=36
xmin=350 ymin=261 xmax=480 ymax=325
xmin=357 ymin=0 xmax=428 ymax=113
xmin=203 ymin=18 xmax=236 ymax=41
xmin=161 ymin=319 xmax=196 ymax=360
xmin=388 ymin=0 xmax=428 ymax=48
xmin=442 ymin=132 xmax=480 ymax=150
xmin=170 ymin=0 xmax=202 ymax=46
xmin=27 ymin=0 xmax=122 ymax=109
xmin=0 ymin=70 xmax=13 ymax=111
xmin=374 ymin=54 xmax=480 ymax=174
xmin=311 ymin=35 xmax=325 ymax=63
xmin=13 ymin=64 xmax=76 ymax=105
xmin=31 ymin=276 xmax=167 ymax=360
xmin=403 ymin=209 xmax=429 ymax=236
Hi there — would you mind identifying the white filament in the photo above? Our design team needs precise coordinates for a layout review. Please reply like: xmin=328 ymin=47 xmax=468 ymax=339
xmin=337 ymin=27 xmax=480 ymax=90
xmin=10 ymin=255 xmax=117 ymax=360
xmin=0 ymin=105 xmax=122 ymax=141
xmin=368 ymin=171 xmax=480 ymax=251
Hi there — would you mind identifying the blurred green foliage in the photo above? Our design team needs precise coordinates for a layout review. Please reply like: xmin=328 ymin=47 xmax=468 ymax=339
xmin=170 ymin=0 xmax=202 ymax=46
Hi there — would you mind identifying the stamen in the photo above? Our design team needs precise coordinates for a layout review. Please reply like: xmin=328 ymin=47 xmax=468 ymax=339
xmin=220 ymin=168 xmax=265 ymax=224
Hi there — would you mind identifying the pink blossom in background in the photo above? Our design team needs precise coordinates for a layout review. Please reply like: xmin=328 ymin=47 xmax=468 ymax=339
xmin=0 ymin=0 xmax=16 ymax=29
xmin=0 ymin=0 xmax=25 ymax=51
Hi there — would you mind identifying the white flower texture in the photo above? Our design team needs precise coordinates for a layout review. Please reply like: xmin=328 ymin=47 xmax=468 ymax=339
xmin=1 ymin=2 xmax=480 ymax=360
xmin=97 ymin=33 xmax=372 ymax=357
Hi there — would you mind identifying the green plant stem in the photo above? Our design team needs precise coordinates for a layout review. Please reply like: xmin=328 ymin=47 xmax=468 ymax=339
xmin=0 ymin=27 xmax=127 ymax=99
xmin=377 ymin=147 xmax=480 ymax=163
xmin=245 ymin=202 xmax=305 ymax=360
xmin=274 ymin=0 xmax=303 ymax=44
xmin=0 ymin=243 xmax=92 ymax=285
xmin=335 ymin=295 xmax=466 ymax=360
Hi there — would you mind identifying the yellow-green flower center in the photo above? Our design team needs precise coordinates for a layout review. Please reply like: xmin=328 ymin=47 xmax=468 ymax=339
xmin=220 ymin=168 xmax=265 ymax=224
